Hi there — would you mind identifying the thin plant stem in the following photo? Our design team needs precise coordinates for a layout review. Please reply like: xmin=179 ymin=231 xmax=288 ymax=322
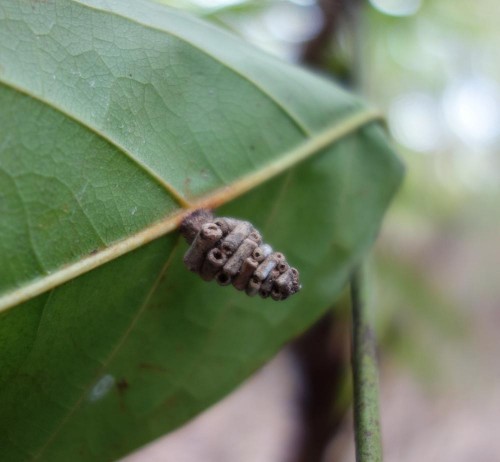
xmin=350 ymin=265 xmax=383 ymax=462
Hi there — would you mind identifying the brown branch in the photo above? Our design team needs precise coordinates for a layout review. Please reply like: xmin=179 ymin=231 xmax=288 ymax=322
xmin=291 ymin=310 xmax=351 ymax=462
xmin=301 ymin=0 xmax=362 ymax=72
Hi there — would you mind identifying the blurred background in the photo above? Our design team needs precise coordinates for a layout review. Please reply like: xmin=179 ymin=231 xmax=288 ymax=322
xmin=124 ymin=0 xmax=500 ymax=460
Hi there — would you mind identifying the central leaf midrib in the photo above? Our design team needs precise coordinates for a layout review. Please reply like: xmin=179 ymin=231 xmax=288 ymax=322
xmin=0 ymin=108 xmax=382 ymax=314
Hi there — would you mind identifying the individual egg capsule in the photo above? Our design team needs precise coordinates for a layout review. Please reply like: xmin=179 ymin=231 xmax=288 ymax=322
xmin=183 ymin=222 xmax=222 ymax=273
xmin=200 ymin=247 xmax=228 ymax=281
xmin=254 ymin=252 xmax=285 ymax=282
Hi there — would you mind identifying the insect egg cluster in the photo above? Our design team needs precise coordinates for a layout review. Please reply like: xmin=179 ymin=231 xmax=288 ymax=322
xmin=180 ymin=209 xmax=301 ymax=301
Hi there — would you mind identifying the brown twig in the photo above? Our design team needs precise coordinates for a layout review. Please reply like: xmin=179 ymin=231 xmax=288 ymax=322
xmin=301 ymin=0 xmax=361 ymax=70
xmin=291 ymin=310 xmax=351 ymax=462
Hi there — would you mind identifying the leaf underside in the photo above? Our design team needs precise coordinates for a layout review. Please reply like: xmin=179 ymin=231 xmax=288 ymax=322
xmin=0 ymin=0 xmax=403 ymax=460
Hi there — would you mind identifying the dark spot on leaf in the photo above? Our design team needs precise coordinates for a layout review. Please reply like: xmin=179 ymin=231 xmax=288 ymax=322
xmin=116 ymin=378 xmax=129 ymax=394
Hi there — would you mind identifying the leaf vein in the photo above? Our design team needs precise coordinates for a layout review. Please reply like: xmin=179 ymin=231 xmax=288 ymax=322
xmin=0 ymin=79 xmax=190 ymax=209
xmin=71 ymin=0 xmax=312 ymax=137
xmin=31 ymin=239 xmax=181 ymax=460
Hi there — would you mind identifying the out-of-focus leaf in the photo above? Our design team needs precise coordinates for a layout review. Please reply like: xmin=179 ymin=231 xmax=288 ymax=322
xmin=0 ymin=0 xmax=403 ymax=460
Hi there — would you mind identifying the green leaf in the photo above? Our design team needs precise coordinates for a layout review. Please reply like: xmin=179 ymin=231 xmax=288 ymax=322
xmin=0 ymin=0 xmax=403 ymax=460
